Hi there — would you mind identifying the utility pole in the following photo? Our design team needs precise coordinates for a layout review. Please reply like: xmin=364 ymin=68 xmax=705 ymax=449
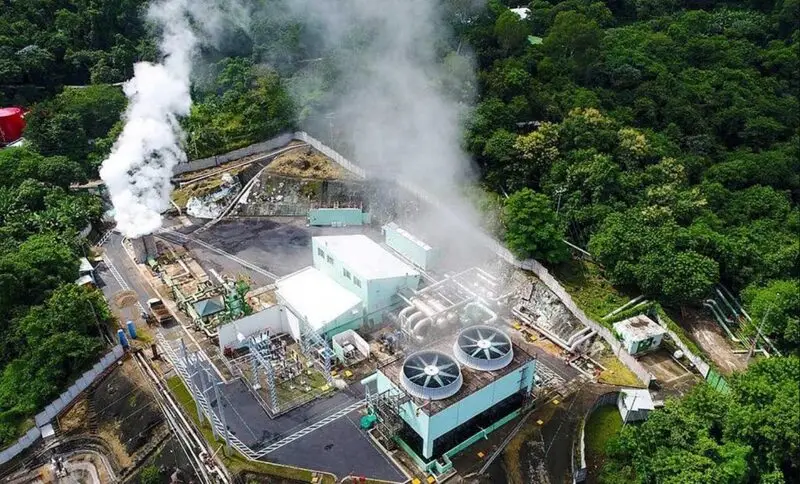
xmin=555 ymin=186 xmax=566 ymax=217
xmin=747 ymin=294 xmax=777 ymax=363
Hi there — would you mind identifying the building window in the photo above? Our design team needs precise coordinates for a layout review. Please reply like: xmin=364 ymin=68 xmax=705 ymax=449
xmin=353 ymin=278 xmax=361 ymax=287
xmin=343 ymin=268 xmax=351 ymax=280
xmin=318 ymin=248 xmax=325 ymax=258
xmin=326 ymin=255 xmax=334 ymax=264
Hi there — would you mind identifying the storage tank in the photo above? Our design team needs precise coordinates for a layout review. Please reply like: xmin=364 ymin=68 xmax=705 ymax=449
xmin=0 ymin=107 xmax=26 ymax=145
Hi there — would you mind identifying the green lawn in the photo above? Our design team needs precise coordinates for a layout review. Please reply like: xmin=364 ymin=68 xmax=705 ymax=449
xmin=584 ymin=405 xmax=624 ymax=475
xmin=165 ymin=376 xmax=336 ymax=483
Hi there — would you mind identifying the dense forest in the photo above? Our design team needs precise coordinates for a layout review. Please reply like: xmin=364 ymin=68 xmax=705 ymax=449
xmin=1 ymin=0 xmax=798 ymax=479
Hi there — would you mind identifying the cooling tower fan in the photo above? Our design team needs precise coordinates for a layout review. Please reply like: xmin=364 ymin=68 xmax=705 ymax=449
xmin=401 ymin=350 xmax=463 ymax=400
xmin=453 ymin=325 xmax=513 ymax=371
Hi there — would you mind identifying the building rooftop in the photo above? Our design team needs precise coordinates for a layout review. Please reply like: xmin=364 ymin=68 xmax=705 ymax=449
xmin=276 ymin=266 xmax=362 ymax=332
xmin=619 ymin=388 xmax=655 ymax=411
xmin=79 ymin=257 xmax=94 ymax=274
xmin=613 ymin=315 xmax=666 ymax=340
xmin=379 ymin=332 xmax=534 ymax=416
xmin=384 ymin=222 xmax=433 ymax=251
xmin=314 ymin=234 xmax=419 ymax=280
xmin=193 ymin=296 xmax=225 ymax=318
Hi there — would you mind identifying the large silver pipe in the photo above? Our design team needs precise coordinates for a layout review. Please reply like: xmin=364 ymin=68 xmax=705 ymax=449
xmin=412 ymin=318 xmax=433 ymax=343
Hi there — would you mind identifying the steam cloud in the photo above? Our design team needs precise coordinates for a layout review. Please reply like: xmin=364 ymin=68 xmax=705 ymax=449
xmin=280 ymin=0 xmax=487 ymax=266
xmin=287 ymin=0 xmax=479 ymax=197
xmin=100 ymin=0 xmax=245 ymax=238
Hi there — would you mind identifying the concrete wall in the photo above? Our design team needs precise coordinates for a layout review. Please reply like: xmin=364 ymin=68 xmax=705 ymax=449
xmin=308 ymin=208 xmax=370 ymax=226
xmin=173 ymin=132 xmax=294 ymax=175
xmin=1 ymin=346 xmax=124 ymax=467
xmin=383 ymin=224 xmax=438 ymax=270
xmin=218 ymin=305 xmax=286 ymax=351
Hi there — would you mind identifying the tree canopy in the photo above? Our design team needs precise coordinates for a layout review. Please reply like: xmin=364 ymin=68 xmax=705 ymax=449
xmin=602 ymin=356 xmax=800 ymax=483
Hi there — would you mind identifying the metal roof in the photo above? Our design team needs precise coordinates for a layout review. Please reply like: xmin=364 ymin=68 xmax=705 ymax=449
xmin=314 ymin=234 xmax=419 ymax=280
xmin=276 ymin=266 xmax=362 ymax=332
xmin=620 ymin=388 xmax=655 ymax=411
xmin=193 ymin=296 xmax=225 ymax=318
xmin=613 ymin=315 xmax=665 ymax=340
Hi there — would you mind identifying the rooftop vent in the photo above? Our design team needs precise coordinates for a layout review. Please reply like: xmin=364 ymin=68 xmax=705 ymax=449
xmin=401 ymin=351 xmax=463 ymax=400
xmin=453 ymin=325 xmax=513 ymax=371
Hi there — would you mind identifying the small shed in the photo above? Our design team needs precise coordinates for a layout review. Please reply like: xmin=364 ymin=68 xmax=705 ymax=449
xmin=617 ymin=388 xmax=655 ymax=423
xmin=75 ymin=257 xmax=96 ymax=287
xmin=193 ymin=296 xmax=225 ymax=321
xmin=613 ymin=315 xmax=665 ymax=355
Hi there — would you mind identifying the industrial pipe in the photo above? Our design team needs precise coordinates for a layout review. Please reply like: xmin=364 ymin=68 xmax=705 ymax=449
xmin=412 ymin=318 xmax=433 ymax=343
xmin=464 ymin=301 xmax=498 ymax=326
xmin=568 ymin=330 xmax=596 ymax=352
xmin=703 ymin=301 xmax=741 ymax=342
xmin=566 ymin=326 xmax=593 ymax=346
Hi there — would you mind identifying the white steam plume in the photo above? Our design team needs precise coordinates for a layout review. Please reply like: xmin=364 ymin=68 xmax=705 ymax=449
xmin=100 ymin=0 xmax=245 ymax=238
xmin=278 ymin=0 xmax=488 ymax=265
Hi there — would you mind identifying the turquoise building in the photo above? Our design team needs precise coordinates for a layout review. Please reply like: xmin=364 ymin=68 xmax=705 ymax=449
xmin=382 ymin=222 xmax=439 ymax=270
xmin=308 ymin=208 xmax=371 ymax=226
xmin=363 ymin=333 xmax=536 ymax=468
xmin=312 ymin=235 xmax=421 ymax=325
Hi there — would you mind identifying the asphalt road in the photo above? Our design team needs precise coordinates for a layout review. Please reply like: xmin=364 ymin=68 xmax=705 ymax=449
xmin=266 ymin=410 xmax=407 ymax=482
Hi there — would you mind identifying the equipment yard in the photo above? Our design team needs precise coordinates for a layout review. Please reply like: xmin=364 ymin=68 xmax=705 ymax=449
xmin=1 ymin=134 xmax=694 ymax=484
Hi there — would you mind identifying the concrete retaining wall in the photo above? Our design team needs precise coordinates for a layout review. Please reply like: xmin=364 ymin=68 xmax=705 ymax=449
xmin=573 ymin=391 xmax=620 ymax=483
xmin=173 ymin=133 xmax=294 ymax=175
xmin=0 ymin=346 xmax=124 ymax=466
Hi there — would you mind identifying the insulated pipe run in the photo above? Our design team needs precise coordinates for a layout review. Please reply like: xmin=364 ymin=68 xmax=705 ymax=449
xmin=412 ymin=318 xmax=433 ymax=343
xmin=568 ymin=330 xmax=596 ymax=352
xmin=399 ymin=306 xmax=415 ymax=326
xmin=566 ymin=326 xmax=593 ymax=346
xmin=465 ymin=301 xmax=498 ymax=326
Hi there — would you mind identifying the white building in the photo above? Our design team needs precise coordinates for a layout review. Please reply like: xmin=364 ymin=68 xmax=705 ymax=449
xmin=613 ymin=315 xmax=665 ymax=355
xmin=617 ymin=388 xmax=655 ymax=423
xmin=275 ymin=266 xmax=363 ymax=340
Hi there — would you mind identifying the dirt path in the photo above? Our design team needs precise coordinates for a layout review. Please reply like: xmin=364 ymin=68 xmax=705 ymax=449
xmin=679 ymin=308 xmax=747 ymax=375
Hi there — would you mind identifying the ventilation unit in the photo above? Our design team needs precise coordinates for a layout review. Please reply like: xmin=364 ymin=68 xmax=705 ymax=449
xmin=401 ymin=351 xmax=463 ymax=400
xmin=453 ymin=325 xmax=513 ymax=371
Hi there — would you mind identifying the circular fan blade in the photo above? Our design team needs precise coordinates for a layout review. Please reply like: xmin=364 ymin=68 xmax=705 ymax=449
xmin=433 ymin=375 xmax=444 ymax=387
xmin=438 ymin=370 xmax=457 ymax=379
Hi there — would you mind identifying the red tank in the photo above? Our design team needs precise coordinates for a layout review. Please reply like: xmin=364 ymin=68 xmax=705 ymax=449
xmin=0 ymin=107 xmax=26 ymax=145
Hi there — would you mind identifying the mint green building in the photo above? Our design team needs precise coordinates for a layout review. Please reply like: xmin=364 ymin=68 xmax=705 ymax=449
xmin=308 ymin=208 xmax=371 ymax=226
xmin=363 ymin=336 xmax=536 ymax=469
xmin=382 ymin=222 xmax=439 ymax=270
xmin=312 ymin=235 xmax=421 ymax=325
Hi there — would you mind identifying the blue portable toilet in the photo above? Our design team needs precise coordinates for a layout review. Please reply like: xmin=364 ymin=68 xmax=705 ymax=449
xmin=126 ymin=320 xmax=138 ymax=339
xmin=117 ymin=329 xmax=129 ymax=349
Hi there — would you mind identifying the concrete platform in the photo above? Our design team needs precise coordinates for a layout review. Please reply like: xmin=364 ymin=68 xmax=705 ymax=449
xmin=264 ymin=410 xmax=407 ymax=482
